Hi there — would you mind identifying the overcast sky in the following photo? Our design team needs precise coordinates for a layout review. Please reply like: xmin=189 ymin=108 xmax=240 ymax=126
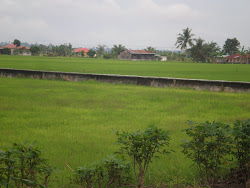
xmin=1 ymin=0 xmax=250 ymax=50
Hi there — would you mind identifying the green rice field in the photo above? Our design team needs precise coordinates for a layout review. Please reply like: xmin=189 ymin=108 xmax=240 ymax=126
xmin=0 ymin=76 xmax=250 ymax=186
xmin=0 ymin=55 xmax=250 ymax=82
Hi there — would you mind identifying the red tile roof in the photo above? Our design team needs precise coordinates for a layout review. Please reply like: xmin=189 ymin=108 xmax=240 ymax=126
xmin=0 ymin=44 xmax=30 ymax=49
xmin=225 ymin=54 xmax=250 ymax=59
xmin=128 ymin=50 xmax=155 ymax=54
xmin=73 ymin=48 xmax=90 ymax=53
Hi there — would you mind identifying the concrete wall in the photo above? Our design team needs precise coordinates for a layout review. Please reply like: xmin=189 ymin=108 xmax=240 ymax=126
xmin=0 ymin=68 xmax=250 ymax=92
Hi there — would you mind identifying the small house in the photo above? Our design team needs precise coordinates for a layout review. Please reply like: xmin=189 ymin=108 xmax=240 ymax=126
xmin=0 ymin=44 xmax=31 ymax=56
xmin=118 ymin=50 xmax=155 ymax=61
xmin=225 ymin=54 xmax=250 ymax=64
xmin=73 ymin=48 xmax=90 ymax=56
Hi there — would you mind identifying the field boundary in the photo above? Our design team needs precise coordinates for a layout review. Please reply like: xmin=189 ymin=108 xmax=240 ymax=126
xmin=1 ymin=68 xmax=250 ymax=92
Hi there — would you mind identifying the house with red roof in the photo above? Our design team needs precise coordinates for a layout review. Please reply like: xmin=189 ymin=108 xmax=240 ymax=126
xmin=73 ymin=48 xmax=90 ymax=56
xmin=225 ymin=54 xmax=250 ymax=64
xmin=118 ymin=50 xmax=156 ymax=61
xmin=0 ymin=44 xmax=31 ymax=56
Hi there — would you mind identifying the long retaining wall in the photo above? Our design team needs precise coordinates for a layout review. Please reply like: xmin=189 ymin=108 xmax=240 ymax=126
xmin=1 ymin=68 xmax=250 ymax=92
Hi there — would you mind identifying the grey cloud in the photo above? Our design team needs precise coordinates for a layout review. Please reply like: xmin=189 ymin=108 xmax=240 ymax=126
xmin=0 ymin=0 xmax=249 ymax=49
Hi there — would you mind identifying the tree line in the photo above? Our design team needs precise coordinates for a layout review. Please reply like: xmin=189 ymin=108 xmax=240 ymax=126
xmin=175 ymin=27 xmax=250 ymax=63
xmin=1 ymin=35 xmax=250 ymax=63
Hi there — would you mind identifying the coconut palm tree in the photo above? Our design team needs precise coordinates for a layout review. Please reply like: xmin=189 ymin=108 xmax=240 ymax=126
xmin=175 ymin=27 xmax=195 ymax=51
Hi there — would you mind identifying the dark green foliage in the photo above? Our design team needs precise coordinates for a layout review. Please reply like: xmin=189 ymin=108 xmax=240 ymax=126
xmin=102 ymin=155 xmax=131 ymax=187
xmin=50 ymin=44 xmax=72 ymax=56
xmin=188 ymin=38 xmax=220 ymax=63
xmin=71 ymin=155 xmax=131 ymax=188
xmin=223 ymin=38 xmax=240 ymax=55
xmin=103 ymin=53 xmax=112 ymax=59
xmin=13 ymin=39 xmax=21 ymax=47
xmin=111 ymin=44 xmax=126 ymax=58
xmin=80 ymin=51 xmax=84 ymax=57
xmin=0 ymin=142 xmax=53 ymax=187
xmin=87 ymin=49 xmax=96 ymax=58
xmin=29 ymin=45 xmax=40 ymax=56
xmin=114 ymin=125 xmax=171 ymax=188
xmin=175 ymin=27 xmax=195 ymax=50
xmin=232 ymin=119 xmax=250 ymax=181
xmin=1 ymin=48 xmax=11 ymax=55
xmin=145 ymin=46 xmax=156 ymax=52
xmin=182 ymin=121 xmax=232 ymax=185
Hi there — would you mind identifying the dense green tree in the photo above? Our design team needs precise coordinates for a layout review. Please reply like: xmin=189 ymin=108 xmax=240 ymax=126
xmin=96 ymin=44 xmax=106 ymax=57
xmin=175 ymin=27 xmax=195 ymax=51
xmin=188 ymin=38 xmax=205 ymax=62
xmin=13 ymin=39 xmax=21 ymax=47
xmin=30 ymin=45 xmax=40 ymax=55
xmin=189 ymin=38 xmax=220 ymax=63
xmin=144 ymin=46 xmax=156 ymax=52
xmin=112 ymin=44 xmax=126 ymax=58
xmin=223 ymin=38 xmax=240 ymax=55
xmin=87 ymin=49 xmax=96 ymax=58
xmin=39 ymin=44 xmax=48 ymax=55
xmin=2 ymin=48 xmax=11 ymax=55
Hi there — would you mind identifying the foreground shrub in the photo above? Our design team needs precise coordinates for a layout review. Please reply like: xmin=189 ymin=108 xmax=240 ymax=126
xmin=114 ymin=125 xmax=171 ymax=188
xmin=232 ymin=119 xmax=250 ymax=182
xmin=71 ymin=155 xmax=131 ymax=188
xmin=182 ymin=121 xmax=232 ymax=185
xmin=0 ymin=142 xmax=53 ymax=188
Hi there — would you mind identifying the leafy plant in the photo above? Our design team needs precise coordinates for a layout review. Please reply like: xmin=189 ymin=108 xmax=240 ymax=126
xmin=71 ymin=155 xmax=131 ymax=188
xmin=1 ymin=48 xmax=11 ymax=55
xmin=0 ymin=141 xmax=53 ymax=188
xmin=182 ymin=121 xmax=233 ymax=186
xmin=87 ymin=49 xmax=96 ymax=58
xmin=232 ymin=119 xmax=250 ymax=182
xmin=114 ymin=125 xmax=171 ymax=188
xmin=102 ymin=155 xmax=131 ymax=187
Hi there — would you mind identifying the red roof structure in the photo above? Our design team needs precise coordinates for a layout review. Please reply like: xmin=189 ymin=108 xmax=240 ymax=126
xmin=225 ymin=54 xmax=250 ymax=60
xmin=73 ymin=48 xmax=90 ymax=53
xmin=128 ymin=50 xmax=155 ymax=54
xmin=0 ymin=44 xmax=30 ymax=49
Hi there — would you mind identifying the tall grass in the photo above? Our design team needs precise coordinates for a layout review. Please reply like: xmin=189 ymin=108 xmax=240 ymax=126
xmin=0 ymin=77 xmax=249 ymax=186
xmin=0 ymin=55 xmax=250 ymax=82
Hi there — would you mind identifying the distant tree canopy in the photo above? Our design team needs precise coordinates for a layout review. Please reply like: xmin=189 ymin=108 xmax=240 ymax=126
xmin=87 ymin=49 xmax=96 ymax=58
xmin=13 ymin=39 xmax=21 ymax=47
xmin=30 ymin=45 xmax=40 ymax=55
xmin=96 ymin=45 xmax=106 ymax=57
xmin=112 ymin=44 xmax=126 ymax=58
xmin=223 ymin=38 xmax=240 ymax=55
xmin=188 ymin=38 xmax=220 ymax=63
xmin=2 ymin=48 xmax=11 ymax=55
xmin=50 ymin=44 xmax=72 ymax=56
xmin=175 ymin=27 xmax=195 ymax=51
xmin=145 ymin=46 xmax=156 ymax=52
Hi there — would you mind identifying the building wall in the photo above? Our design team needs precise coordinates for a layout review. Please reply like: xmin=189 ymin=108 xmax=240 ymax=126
xmin=1 ymin=68 xmax=249 ymax=92
xmin=118 ymin=50 xmax=155 ymax=61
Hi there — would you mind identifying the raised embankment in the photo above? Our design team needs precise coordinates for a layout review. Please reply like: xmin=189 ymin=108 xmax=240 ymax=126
xmin=1 ymin=68 xmax=250 ymax=92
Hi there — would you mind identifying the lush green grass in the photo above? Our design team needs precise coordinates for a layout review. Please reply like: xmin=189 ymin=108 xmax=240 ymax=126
xmin=1 ymin=55 xmax=250 ymax=82
xmin=0 ymin=77 xmax=249 ymax=186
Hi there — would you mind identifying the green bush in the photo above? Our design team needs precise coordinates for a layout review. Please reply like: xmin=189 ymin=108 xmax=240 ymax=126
xmin=1 ymin=48 xmax=11 ymax=55
xmin=71 ymin=155 xmax=131 ymax=188
xmin=114 ymin=125 xmax=172 ymax=188
xmin=0 ymin=142 xmax=53 ymax=187
xmin=182 ymin=121 xmax=232 ymax=185
xmin=232 ymin=119 xmax=250 ymax=182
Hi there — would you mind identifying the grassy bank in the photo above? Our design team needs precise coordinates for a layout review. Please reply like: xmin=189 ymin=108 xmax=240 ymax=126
xmin=0 ymin=77 xmax=249 ymax=186
xmin=0 ymin=55 xmax=250 ymax=82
